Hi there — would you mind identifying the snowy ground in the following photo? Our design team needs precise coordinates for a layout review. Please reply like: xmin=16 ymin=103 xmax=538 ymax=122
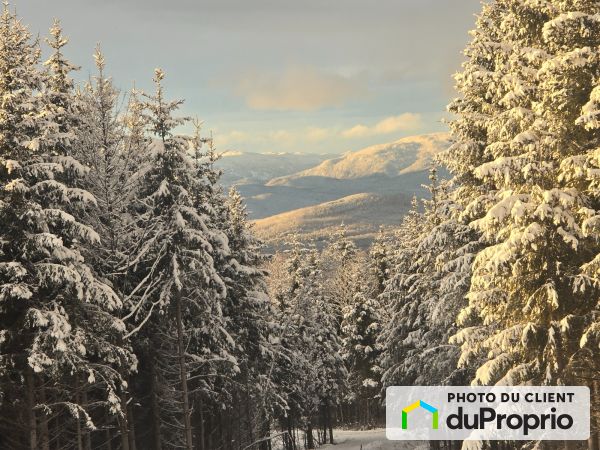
xmin=322 ymin=429 xmax=427 ymax=450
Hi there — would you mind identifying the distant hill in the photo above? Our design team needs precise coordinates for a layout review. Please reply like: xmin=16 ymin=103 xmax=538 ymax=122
xmin=215 ymin=151 xmax=332 ymax=185
xmin=240 ymin=169 xmax=439 ymax=219
xmin=252 ymin=192 xmax=413 ymax=249
xmin=216 ymin=133 xmax=452 ymax=248
xmin=267 ymin=133 xmax=449 ymax=185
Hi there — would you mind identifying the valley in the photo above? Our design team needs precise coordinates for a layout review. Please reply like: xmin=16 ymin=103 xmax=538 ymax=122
xmin=216 ymin=133 xmax=451 ymax=248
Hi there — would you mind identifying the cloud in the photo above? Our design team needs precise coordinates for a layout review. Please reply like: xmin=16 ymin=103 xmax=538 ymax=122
xmin=342 ymin=124 xmax=370 ymax=138
xmin=267 ymin=130 xmax=295 ymax=143
xmin=216 ymin=130 xmax=249 ymax=147
xmin=306 ymin=127 xmax=332 ymax=142
xmin=216 ymin=129 xmax=297 ymax=149
xmin=341 ymin=113 xmax=422 ymax=138
xmin=213 ymin=112 xmax=424 ymax=152
xmin=233 ymin=66 xmax=367 ymax=111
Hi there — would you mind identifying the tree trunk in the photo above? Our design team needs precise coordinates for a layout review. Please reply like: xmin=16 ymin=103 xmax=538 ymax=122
xmin=235 ymin=394 xmax=242 ymax=449
xmin=175 ymin=292 xmax=193 ymax=450
xmin=25 ymin=368 xmax=38 ymax=450
xmin=81 ymin=386 xmax=92 ymax=450
xmin=149 ymin=354 xmax=162 ymax=450
xmin=326 ymin=401 xmax=334 ymax=444
xmin=321 ymin=404 xmax=327 ymax=445
xmin=293 ymin=419 xmax=298 ymax=450
xmin=286 ymin=416 xmax=293 ymax=450
xmin=198 ymin=396 xmax=205 ymax=450
xmin=259 ymin=417 xmax=270 ymax=450
xmin=119 ymin=390 xmax=130 ymax=450
xmin=244 ymin=388 xmax=254 ymax=447
xmin=230 ymin=410 xmax=235 ymax=450
xmin=75 ymin=375 xmax=83 ymax=450
xmin=306 ymin=422 xmax=315 ymax=449
xmin=207 ymin=411 xmax=213 ymax=450
xmin=105 ymin=429 xmax=112 ymax=450
xmin=128 ymin=401 xmax=137 ymax=450
xmin=219 ymin=410 xmax=225 ymax=449
xmin=55 ymin=409 xmax=62 ymax=450
xmin=38 ymin=381 xmax=50 ymax=450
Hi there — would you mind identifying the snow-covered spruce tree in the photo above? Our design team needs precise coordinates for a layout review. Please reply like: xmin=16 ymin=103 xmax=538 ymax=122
xmin=214 ymin=186 xmax=283 ymax=448
xmin=335 ymin=227 xmax=390 ymax=428
xmin=323 ymin=223 xmax=360 ymax=323
xmin=0 ymin=7 xmax=134 ymax=449
xmin=369 ymin=226 xmax=392 ymax=298
xmin=268 ymin=234 xmax=305 ymax=314
xmin=41 ymin=20 xmax=82 ymax=160
xmin=304 ymin=248 xmax=346 ymax=446
xmin=266 ymin=238 xmax=346 ymax=448
xmin=127 ymin=69 xmax=234 ymax=450
xmin=282 ymin=244 xmax=345 ymax=447
xmin=75 ymin=47 xmax=148 ymax=448
xmin=340 ymin=284 xmax=382 ymax=428
xmin=76 ymin=47 xmax=147 ymax=283
xmin=377 ymin=171 xmax=474 ymax=393
xmin=377 ymin=196 xmax=425 ymax=387
xmin=443 ymin=0 xmax=600 ymax=397
xmin=182 ymin=124 xmax=234 ymax=449
xmin=380 ymin=195 xmax=424 ymax=298
xmin=42 ymin=23 xmax=138 ymax=450
xmin=266 ymin=237 xmax=314 ymax=446
xmin=186 ymin=126 xmax=283 ymax=449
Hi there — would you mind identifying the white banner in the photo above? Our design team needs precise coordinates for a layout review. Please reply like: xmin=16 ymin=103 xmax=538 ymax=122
xmin=386 ymin=386 xmax=590 ymax=441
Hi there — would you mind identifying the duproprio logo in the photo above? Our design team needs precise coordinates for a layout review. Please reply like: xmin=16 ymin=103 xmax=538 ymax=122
xmin=387 ymin=387 xmax=589 ymax=441
xmin=402 ymin=400 xmax=438 ymax=430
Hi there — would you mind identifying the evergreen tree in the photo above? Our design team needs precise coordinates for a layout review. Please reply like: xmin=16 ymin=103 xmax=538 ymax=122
xmin=323 ymin=223 xmax=360 ymax=322
xmin=267 ymin=237 xmax=313 ymax=443
xmin=368 ymin=226 xmax=391 ymax=298
xmin=76 ymin=48 xmax=146 ymax=288
xmin=444 ymin=0 xmax=600 ymax=390
xmin=0 ymin=7 xmax=133 ymax=449
xmin=340 ymin=286 xmax=382 ymax=427
xmin=41 ymin=19 xmax=82 ymax=158
xmin=378 ymin=174 xmax=479 ymax=390
xmin=293 ymin=246 xmax=345 ymax=446
xmin=222 ymin=186 xmax=283 ymax=433
xmin=267 ymin=238 xmax=347 ymax=447
xmin=75 ymin=47 xmax=149 ymax=449
xmin=127 ymin=69 xmax=234 ymax=450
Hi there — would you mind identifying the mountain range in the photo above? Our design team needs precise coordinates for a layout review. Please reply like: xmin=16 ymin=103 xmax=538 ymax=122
xmin=215 ymin=133 xmax=452 ymax=248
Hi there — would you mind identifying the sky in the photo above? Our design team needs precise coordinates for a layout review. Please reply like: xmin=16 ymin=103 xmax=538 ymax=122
xmin=16 ymin=0 xmax=481 ymax=154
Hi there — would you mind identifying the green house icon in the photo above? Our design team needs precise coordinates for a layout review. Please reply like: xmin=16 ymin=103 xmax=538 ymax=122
xmin=402 ymin=400 xmax=438 ymax=430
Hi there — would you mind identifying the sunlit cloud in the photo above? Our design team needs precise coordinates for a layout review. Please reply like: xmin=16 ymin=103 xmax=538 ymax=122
xmin=216 ymin=130 xmax=250 ymax=148
xmin=214 ymin=113 xmax=424 ymax=151
xmin=306 ymin=127 xmax=332 ymax=142
xmin=267 ymin=130 xmax=295 ymax=144
xmin=216 ymin=129 xmax=297 ymax=150
xmin=233 ymin=65 xmax=367 ymax=112
xmin=341 ymin=113 xmax=423 ymax=138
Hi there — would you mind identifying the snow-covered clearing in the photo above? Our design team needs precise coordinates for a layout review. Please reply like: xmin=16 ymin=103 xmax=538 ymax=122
xmin=323 ymin=429 xmax=427 ymax=450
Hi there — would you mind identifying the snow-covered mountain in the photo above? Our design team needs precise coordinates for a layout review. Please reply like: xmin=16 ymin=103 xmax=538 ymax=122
xmin=252 ymin=192 xmax=413 ymax=249
xmin=267 ymin=133 xmax=450 ymax=186
xmin=215 ymin=133 xmax=452 ymax=247
xmin=215 ymin=151 xmax=332 ymax=185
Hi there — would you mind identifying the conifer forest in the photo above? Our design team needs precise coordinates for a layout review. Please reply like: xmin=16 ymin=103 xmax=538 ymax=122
xmin=0 ymin=1 xmax=600 ymax=450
